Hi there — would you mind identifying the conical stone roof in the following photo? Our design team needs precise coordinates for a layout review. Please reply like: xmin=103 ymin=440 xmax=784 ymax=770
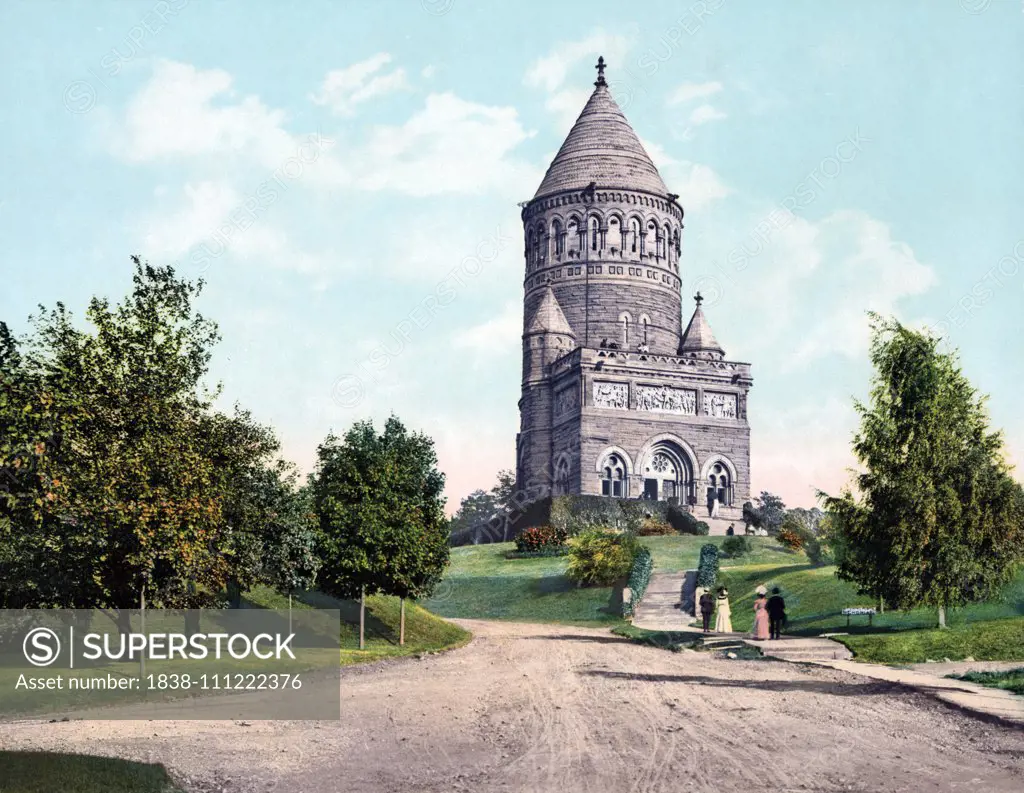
xmin=679 ymin=298 xmax=724 ymax=357
xmin=533 ymin=78 xmax=668 ymax=200
xmin=526 ymin=286 xmax=575 ymax=336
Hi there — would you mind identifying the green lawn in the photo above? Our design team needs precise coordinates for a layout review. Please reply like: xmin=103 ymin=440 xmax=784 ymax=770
xmin=421 ymin=536 xmax=792 ymax=625
xmin=245 ymin=587 xmax=471 ymax=666
xmin=948 ymin=666 xmax=1024 ymax=696
xmin=422 ymin=535 xmax=1024 ymax=664
xmin=0 ymin=752 xmax=182 ymax=793
xmin=839 ymin=618 xmax=1024 ymax=664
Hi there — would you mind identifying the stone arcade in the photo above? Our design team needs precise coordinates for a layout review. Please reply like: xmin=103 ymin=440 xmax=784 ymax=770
xmin=515 ymin=58 xmax=753 ymax=527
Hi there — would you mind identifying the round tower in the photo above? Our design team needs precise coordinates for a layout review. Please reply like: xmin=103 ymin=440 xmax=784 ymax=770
xmin=520 ymin=56 xmax=685 ymax=357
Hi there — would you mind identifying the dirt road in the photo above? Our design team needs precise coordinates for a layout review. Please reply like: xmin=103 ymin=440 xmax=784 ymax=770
xmin=2 ymin=620 xmax=1022 ymax=792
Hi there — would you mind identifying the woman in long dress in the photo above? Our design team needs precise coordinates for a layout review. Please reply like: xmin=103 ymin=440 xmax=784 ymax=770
xmin=752 ymin=592 xmax=771 ymax=640
xmin=714 ymin=587 xmax=732 ymax=633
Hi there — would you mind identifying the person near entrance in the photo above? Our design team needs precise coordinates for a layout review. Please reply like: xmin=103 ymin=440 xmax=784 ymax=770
xmin=767 ymin=587 xmax=786 ymax=640
xmin=699 ymin=589 xmax=715 ymax=632
xmin=706 ymin=488 xmax=715 ymax=517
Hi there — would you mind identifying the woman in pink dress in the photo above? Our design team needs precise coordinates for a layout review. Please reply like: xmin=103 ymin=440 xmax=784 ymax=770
xmin=752 ymin=593 xmax=771 ymax=640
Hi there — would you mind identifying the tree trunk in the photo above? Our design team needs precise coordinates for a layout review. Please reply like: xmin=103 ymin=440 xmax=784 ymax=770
xmin=878 ymin=595 xmax=884 ymax=614
xmin=359 ymin=586 xmax=365 ymax=650
xmin=937 ymin=605 xmax=947 ymax=629
xmin=400 ymin=598 xmax=405 ymax=646
xmin=139 ymin=586 xmax=146 ymax=680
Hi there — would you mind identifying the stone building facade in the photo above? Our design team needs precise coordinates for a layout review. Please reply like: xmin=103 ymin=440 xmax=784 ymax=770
xmin=515 ymin=58 xmax=753 ymax=524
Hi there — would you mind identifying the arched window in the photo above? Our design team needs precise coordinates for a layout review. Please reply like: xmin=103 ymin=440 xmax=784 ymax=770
xmin=601 ymin=454 xmax=626 ymax=497
xmin=608 ymin=216 xmax=621 ymax=252
xmin=566 ymin=218 xmax=579 ymax=257
xmin=590 ymin=217 xmax=600 ymax=251
xmin=552 ymin=219 xmax=564 ymax=257
xmin=526 ymin=228 xmax=535 ymax=269
xmin=630 ymin=219 xmax=640 ymax=254
xmin=619 ymin=311 xmax=632 ymax=347
xmin=639 ymin=314 xmax=650 ymax=345
xmin=707 ymin=462 xmax=733 ymax=506
xmin=648 ymin=221 xmax=659 ymax=258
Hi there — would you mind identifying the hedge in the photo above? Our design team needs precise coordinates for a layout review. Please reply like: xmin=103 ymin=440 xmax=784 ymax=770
xmin=696 ymin=543 xmax=720 ymax=589
xmin=623 ymin=547 xmax=654 ymax=618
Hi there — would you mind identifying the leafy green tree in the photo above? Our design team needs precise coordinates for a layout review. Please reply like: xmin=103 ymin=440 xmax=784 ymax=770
xmin=1 ymin=260 xmax=228 ymax=621
xmin=449 ymin=468 xmax=519 ymax=536
xmin=448 ymin=489 xmax=498 ymax=536
xmin=755 ymin=492 xmax=787 ymax=536
xmin=312 ymin=416 xmax=448 ymax=646
xmin=821 ymin=316 xmax=1024 ymax=627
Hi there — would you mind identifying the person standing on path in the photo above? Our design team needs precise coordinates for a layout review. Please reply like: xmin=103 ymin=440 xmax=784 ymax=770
xmin=766 ymin=587 xmax=786 ymax=640
xmin=699 ymin=589 xmax=715 ymax=632
xmin=752 ymin=591 xmax=770 ymax=640
xmin=714 ymin=587 xmax=732 ymax=633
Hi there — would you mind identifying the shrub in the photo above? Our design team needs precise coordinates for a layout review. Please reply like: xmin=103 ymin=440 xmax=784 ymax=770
xmin=776 ymin=527 xmax=805 ymax=551
xmin=696 ymin=543 xmax=720 ymax=589
xmin=720 ymin=535 xmax=751 ymax=558
xmin=514 ymin=525 xmax=567 ymax=553
xmin=805 ymin=535 xmax=835 ymax=566
xmin=638 ymin=517 xmax=674 ymax=536
xmin=667 ymin=505 xmax=706 ymax=535
xmin=566 ymin=529 xmax=640 ymax=586
xmin=622 ymin=547 xmax=653 ymax=618
xmin=694 ymin=521 xmax=710 ymax=536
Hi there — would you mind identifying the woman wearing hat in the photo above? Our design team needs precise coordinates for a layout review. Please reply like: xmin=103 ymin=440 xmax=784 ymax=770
xmin=714 ymin=586 xmax=732 ymax=633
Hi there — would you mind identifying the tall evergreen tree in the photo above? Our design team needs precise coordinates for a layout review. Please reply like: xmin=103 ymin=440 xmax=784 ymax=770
xmin=822 ymin=315 xmax=1024 ymax=626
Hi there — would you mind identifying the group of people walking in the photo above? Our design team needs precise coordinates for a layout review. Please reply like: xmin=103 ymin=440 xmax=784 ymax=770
xmin=698 ymin=585 xmax=786 ymax=640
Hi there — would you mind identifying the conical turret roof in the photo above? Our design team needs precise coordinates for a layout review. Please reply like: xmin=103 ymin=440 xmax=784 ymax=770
xmin=526 ymin=286 xmax=575 ymax=336
xmin=533 ymin=60 xmax=668 ymax=200
xmin=679 ymin=295 xmax=724 ymax=358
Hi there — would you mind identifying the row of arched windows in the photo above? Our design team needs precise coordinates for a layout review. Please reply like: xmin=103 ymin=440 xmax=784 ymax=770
xmin=526 ymin=215 xmax=680 ymax=270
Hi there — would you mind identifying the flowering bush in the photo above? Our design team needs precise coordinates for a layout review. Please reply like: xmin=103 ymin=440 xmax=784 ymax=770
xmin=776 ymin=527 xmax=805 ymax=551
xmin=514 ymin=525 xmax=567 ymax=553
xmin=638 ymin=517 xmax=674 ymax=536
xmin=566 ymin=529 xmax=640 ymax=586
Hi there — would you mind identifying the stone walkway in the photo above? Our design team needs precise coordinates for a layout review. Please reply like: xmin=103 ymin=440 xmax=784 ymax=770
xmin=631 ymin=572 xmax=1022 ymax=726
xmin=814 ymin=659 xmax=1024 ymax=726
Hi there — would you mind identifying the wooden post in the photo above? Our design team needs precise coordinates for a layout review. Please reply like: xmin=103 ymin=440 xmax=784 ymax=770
xmin=400 ymin=598 xmax=405 ymax=646
xmin=359 ymin=586 xmax=365 ymax=650
xmin=139 ymin=585 xmax=146 ymax=680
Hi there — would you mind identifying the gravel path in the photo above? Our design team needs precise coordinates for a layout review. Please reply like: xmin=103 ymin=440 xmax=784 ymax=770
xmin=1 ymin=620 xmax=1022 ymax=793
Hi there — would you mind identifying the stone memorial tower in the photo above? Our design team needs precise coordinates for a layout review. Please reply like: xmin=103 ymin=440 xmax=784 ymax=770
xmin=515 ymin=57 xmax=753 ymax=527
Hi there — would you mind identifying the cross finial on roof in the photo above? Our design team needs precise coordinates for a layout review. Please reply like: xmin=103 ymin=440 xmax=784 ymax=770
xmin=694 ymin=291 xmax=704 ymax=307
xmin=594 ymin=56 xmax=607 ymax=87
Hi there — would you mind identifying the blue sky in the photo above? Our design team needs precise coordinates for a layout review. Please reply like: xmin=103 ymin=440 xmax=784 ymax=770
xmin=1 ymin=0 xmax=1022 ymax=510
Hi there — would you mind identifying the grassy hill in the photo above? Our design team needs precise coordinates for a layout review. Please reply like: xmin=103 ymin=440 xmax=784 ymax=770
xmin=423 ymin=535 xmax=1024 ymax=664
xmin=246 ymin=587 xmax=471 ymax=666
xmin=422 ymin=536 xmax=794 ymax=624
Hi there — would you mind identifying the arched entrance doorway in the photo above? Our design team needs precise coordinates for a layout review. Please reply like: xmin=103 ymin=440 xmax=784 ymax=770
xmin=638 ymin=441 xmax=694 ymax=503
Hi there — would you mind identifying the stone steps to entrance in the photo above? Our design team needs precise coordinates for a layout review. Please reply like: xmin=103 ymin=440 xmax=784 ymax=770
xmin=631 ymin=572 xmax=854 ymax=662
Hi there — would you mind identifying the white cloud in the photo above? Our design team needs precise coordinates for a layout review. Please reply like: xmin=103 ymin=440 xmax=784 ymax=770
xmin=114 ymin=60 xmax=536 ymax=199
xmin=668 ymin=80 xmax=723 ymax=105
xmin=452 ymin=301 xmax=522 ymax=354
xmin=141 ymin=180 xmax=239 ymax=259
xmin=114 ymin=60 xmax=294 ymax=165
xmin=524 ymin=31 xmax=633 ymax=129
xmin=354 ymin=93 xmax=538 ymax=196
xmin=689 ymin=103 xmax=728 ymax=126
xmin=311 ymin=53 xmax=408 ymax=116
xmin=660 ymin=161 xmax=731 ymax=209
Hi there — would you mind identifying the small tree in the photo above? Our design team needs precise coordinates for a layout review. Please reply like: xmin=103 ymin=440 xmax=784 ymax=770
xmin=312 ymin=417 xmax=448 ymax=646
xmin=755 ymin=492 xmax=787 ymax=536
xmin=822 ymin=315 xmax=1024 ymax=627
xmin=696 ymin=543 xmax=720 ymax=589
